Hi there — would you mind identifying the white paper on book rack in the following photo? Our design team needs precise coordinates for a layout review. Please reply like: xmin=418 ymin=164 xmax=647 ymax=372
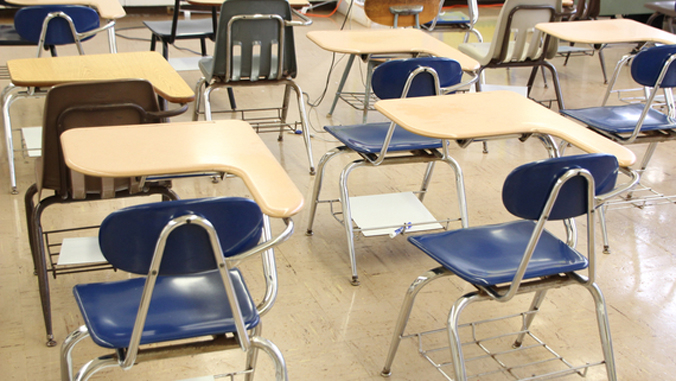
xmin=168 ymin=56 xmax=202 ymax=72
xmin=58 ymin=237 xmax=106 ymax=265
xmin=475 ymin=84 xmax=528 ymax=97
xmin=349 ymin=192 xmax=443 ymax=237
xmin=21 ymin=126 xmax=42 ymax=157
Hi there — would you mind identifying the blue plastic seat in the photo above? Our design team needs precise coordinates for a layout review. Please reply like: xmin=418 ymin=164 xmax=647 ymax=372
xmin=381 ymin=154 xmax=619 ymax=380
xmin=324 ymin=57 xmax=463 ymax=155
xmin=61 ymin=197 xmax=291 ymax=380
xmin=307 ymin=57 xmax=469 ymax=286
xmin=561 ymin=45 xmax=676 ymax=251
xmin=14 ymin=5 xmax=102 ymax=56
xmin=562 ymin=44 xmax=676 ymax=144
xmin=559 ymin=45 xmax=676 ymax=255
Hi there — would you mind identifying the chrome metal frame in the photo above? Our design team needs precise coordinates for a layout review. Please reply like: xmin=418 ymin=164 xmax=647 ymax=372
xmin=61 ymin=213 xmax=294 ymax=381
xmin=572 ymin=48 xmax=676 ymax=253
xmin=381 ymin=168 xmax=617 ymax=381
xmin=307 ymin=66 xmax=470 ymax=286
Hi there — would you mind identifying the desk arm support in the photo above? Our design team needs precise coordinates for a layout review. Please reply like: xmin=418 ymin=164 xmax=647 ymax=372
xmin=78 ymin=19 xmax=116 ymax=40
xmin=289 ymin=9 xmax=312 ymax=26
xmin=595 ymin=167 xmax=640 ymax=205
xmin=442 ymin=72 xmax=479 ymax=95
xmin=148 ymin=103 xmax=189 ymax=121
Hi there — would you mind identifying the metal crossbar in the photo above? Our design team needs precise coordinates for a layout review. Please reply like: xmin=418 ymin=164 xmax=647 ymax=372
xmin=604 ymin=182 xmax=676 ymax=211
xmin=403 ymin=311 xmax=606 ymax=380
xmin=207 ymin=106 xmax=302 ymax=135
xmin=43 ymin=225 xmax=114 ymax=278
xmin=337 ymin=90 xmax=378 ymax=112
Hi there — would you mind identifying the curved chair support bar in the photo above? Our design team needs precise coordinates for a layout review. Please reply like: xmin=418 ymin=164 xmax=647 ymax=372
xmin=60 ymin=326 xmax=90 ymax=381
xmin=77 ymin=19 xmax=115 ymax=41
xmin=227 ymin=217 xmax=294 ymax=264
xmin=442 ymin=71 xmax=479 ymax=94
xmin=306 ymin=146 xmax=350 ymax=235
xmin=290 ymin=8 xmax=313 ymax=26
xmin=250 ymin=336 xmax=289 ymax=381
xmin=595 ymin=166 xmax=640 ymax=204
xmin=381 ymin=267 xmax=454 ymax=376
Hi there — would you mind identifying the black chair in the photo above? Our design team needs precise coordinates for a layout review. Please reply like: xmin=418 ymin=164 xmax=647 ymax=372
xmin=192 ymin=0 xmax=315 ymax=174
xmin=143 ymin=0 xmax=214 ymax=59
xmin=24 ymin=79 xmax=186 ymax=347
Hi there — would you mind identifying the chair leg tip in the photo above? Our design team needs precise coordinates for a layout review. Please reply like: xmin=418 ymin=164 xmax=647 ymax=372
xmin=380 ymin=369 xmax=392 ymax=377
xmin=306 ymin=229 xmax=313 ymax=236
xmin=350 ymin=276 xmax=360 ymax=286
xmin=603 ymin=246 xmax=611 ymax=254
xmin=46 ymin=336 xmax=56 ymax=347
xmin=309 ymin=167 xmax=316 ymax=175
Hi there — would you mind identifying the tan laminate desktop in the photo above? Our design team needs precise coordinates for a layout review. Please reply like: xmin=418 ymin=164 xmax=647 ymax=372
xmin=187 ymin=0 xmax=309 ymax=6
xmin=6 ymin=0 xmax=125 ymax=20
xmin=60 ymin=120 xmax=304 ymax=218
xmin=536 ymin=18 xmax=676 ymax=45
xmin=307 ymin=28 xmax=480 ymax=72
xmin=375 ymin=90 xmax=636 ymax=168
xmin=7 ymin=51 xmax=195 ymax=104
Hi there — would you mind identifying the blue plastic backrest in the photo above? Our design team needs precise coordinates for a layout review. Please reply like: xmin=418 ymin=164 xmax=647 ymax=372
xmin=502 ymin=154 xmax=619 ymax=220
xmin=371 ymin=57 xmax=463 ymax=100
xmin=99 ymin=197 xmax=264 ymax=275
xmin=14 ymin=5 xmax=100 ymax=45
xmin=631 ymin=44 xmax=676 ymax=88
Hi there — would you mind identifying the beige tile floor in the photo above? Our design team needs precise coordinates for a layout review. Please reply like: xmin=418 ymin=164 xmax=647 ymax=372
xmin=2 ymin=4 xmax=676 ymax=380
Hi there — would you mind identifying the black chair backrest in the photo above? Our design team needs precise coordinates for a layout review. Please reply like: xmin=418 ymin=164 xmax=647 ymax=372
xmin=569 ymin=0 xmax=600 ymax=21
xmin=211 ymin=0 xmax=297 ymax=80
xmin=42 ymin=79 xmax=163 ymax=196
xmin=502 ymin=153 xmax=619 ymax=220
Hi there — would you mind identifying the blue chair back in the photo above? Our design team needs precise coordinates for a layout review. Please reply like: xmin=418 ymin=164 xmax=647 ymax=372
xmin=502 ymin=154 xmax=618 ymax=220
xmin=14 ymin=5 xmax=100 ymax=45
xmin=631 ymin=44 xmax=676 ymax=88
xmin=371 ymin=57 xmax=463 ymax=99
xmin=99 ymin=197 xmax=264 ymax=275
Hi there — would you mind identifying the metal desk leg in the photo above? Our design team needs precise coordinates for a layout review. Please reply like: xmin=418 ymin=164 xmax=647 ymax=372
xmin=328 ymin=54 xmax=356 ymax=117
xmin=362 ymin=59 xmax=377 ymax=123
xmin=2 ymin=84 xmax=20 ymax=194
xmin=106 ymin=21 xmax=117 ymax=54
